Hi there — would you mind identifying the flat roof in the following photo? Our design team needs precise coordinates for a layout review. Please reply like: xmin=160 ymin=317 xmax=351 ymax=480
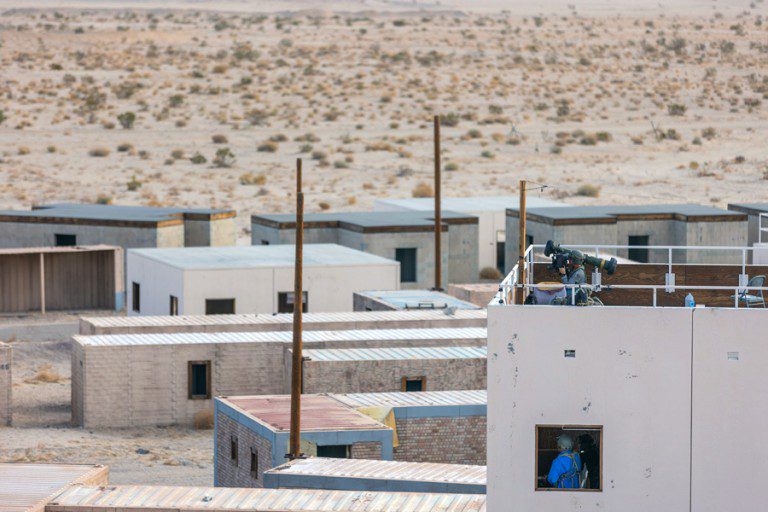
xmin=48 ymin=486 xmax=487 ymax=511
xmin=266 ymin=457 xmax=486 ymax=485
xmin=301 ymin=346 xmax=486 ymax=362
xmin=251 ymin=210 xmax=477 ymax=233
xmin=0 ymin=245 xmax=120 ymax=256
xmin=332 ymin=390 xmax=487 ymax=409
xmin=376 ymin=195 xmax=566 ymax=212
xmin=74 ymin=327 xmax=487 ymax=347
xmin=219 ymin=394 xmax=387 ymax=432
xmin=507 ymin=204 xmax=746 ymax=225
xmin=128 ymin=243 xmax=398 ymax=270
xmin=358 ymin=290 xmax=481 ymax=310
xmin=0 ymin=203 xmax=235 ymax=227
xmin=0 ymin=463 xmax=107 ymax=512
xmin=728 ymin=203 xmax=768 ymax=216
xmin=81 ymin=309 xmax=487 ymax=330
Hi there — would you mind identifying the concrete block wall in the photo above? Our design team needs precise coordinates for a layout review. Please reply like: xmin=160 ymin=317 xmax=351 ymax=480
xmin=447 ymin=222 xmax=480 ymax=283
xmin=216 ymin=410 xmax=273 ymax=488
xmin=299 ymin=357 xmax=487 ymax=394
xmin=350 ymin=441 xmax=383 ymax=460
xmin=0 ymin=222 xmax=165 ymax=249
xmin=394 ymin=416 xmax=487 ymax=465
xmin=0 ymin=343 xmax=10 ymax=426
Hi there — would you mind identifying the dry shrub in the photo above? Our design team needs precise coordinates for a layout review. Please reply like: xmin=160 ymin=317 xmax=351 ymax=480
xmin=24 ymin=364 xmax=64 ymax=384
xmin=479 ymin=266 xmax=503 ymax=280
xmin=89 ymin=147 xmax=110 ymax=157
xmin=412 ymin=182 xmax=434 ymax=198
xmin=576 ymin=184 xmax=601 ymax=197
xmin=193 ymin=409 xmax=214 ymax=430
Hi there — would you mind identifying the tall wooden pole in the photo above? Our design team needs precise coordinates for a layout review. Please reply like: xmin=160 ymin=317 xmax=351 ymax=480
xmin=288 ymin=158 xmax=304 ymax=459
xmin=518 ymin=180 xmax=527 ymax=304
xmin=433 ymin=115 xmax=442 ymax=291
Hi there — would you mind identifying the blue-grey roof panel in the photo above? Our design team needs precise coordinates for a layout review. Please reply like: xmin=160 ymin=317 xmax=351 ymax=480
xmin=358 ymin=290 xmax=481 ymax=310
xmin=521 ymin=203 xmax=743 ymax=220
xmin=0 ymin=203 xmax=233 ymax=222
xmin=253 ymin=210 xmax=475 ymax=228
xmin=377 ymin=195 xmax=566 ymax=212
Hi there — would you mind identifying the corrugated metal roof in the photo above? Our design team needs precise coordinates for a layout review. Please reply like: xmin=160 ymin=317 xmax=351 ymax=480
xmin=129 ymin=244 xmax=398 ymax=270
xmin=48 ymin=486 xmax=487 ymax=511
xmin=301 ymin=346 xmax=486 ymax=362
xmin=357 ymin=290 xmax=480 ymax=310
xmin=331 ymin=390 xmax=487 ymax=409
xmin=267 ymin=457 xmax=486 ymax=485
xmin=81 ymin=309 xmax=487 ymax=328
xmin=221 ymin=395 xmax=388 ymax=432
xmin=0 ymin=463 xmax=107 ymax=512
xmin=375 ymin=195 xmax=565 ymax=212
xmin=74 ymin=327 xmax=487 ymax=347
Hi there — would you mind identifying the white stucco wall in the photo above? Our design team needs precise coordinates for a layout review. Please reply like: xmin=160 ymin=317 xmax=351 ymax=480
xmin=487 ymin=306 xmax=693 ymax=512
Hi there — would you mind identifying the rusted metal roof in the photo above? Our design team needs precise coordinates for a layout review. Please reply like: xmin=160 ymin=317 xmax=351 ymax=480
xmin=267 ymin=457 xmax=486 ymax=485
xmin=74 ymin=327 xmax=486 ymax=347
xmin=221 ymin=395 xmax=388 ymax=432
xmin=48 ymin=486 xmax=487 ymax=511
xmin=80 ymin=309 xmax=487 ymax=329
xmin=301 ymin=346 xmax=486 ymax=362
xmin=0 ymin=463 xmax=108 ymax=512
xmin=331 ymin=390 xmax=487 ymax=409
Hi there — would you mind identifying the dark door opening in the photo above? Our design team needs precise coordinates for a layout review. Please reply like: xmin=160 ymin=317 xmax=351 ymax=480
xmin=205 ymin=298 xmax=235 ymax=315
xmin=169 ymin=295 xmax=178 ymax=316
xmin=395 ymin=248 xmax=417 ymax=283
xmin=628 ymin=235 xmax=650 ymax=263
xmin=132 ymin=282 xmax=140 ymax=312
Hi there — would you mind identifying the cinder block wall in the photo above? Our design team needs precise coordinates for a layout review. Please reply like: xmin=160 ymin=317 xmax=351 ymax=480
xmin=0 ymin=342 xmax=11 ymax=426
xmin=394 ymin=415 xmax=487 ymax=465
xmin=300 ymin=357 xmax=487 ymax=394
xmin=216 ymin=411 xmax=273 ymax=488
xmin=447 ymin=222 xmax=479 ymax=283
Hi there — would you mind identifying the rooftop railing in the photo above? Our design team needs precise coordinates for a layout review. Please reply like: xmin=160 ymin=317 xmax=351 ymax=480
xmin=494 ymin=244 xmax=768 ymax=308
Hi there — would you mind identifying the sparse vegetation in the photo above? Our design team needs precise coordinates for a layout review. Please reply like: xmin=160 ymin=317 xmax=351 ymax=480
xmin=412 ymin=182 xmax=434 ymax=198
xmin=88 ymin=147 xmax=110 ymax=157
xmin=117 ymin=112 xmax=136 ymax=129
xmin=576 ymin=184 xmax=601 ymax=197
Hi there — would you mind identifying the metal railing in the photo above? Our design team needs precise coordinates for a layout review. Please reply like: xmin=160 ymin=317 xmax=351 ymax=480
xmin=494 ymin=244 xmax=768 ymax=308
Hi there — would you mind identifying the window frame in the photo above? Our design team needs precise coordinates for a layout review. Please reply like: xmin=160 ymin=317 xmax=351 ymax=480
xmin=534 ymin=424 xmax=603 ymax=493
xmin=401 ymin=376 xmax=427 ymax=392
xmin=132 ymin=282 xmax=140 ymax=313
xmin=187 ymin=360 xmax=211 ymax=400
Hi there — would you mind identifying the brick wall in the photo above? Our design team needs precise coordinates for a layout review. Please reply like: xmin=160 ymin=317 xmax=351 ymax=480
xmin=394 ymin=416 xmax=486 ymax=465
xmin=0 ymin=343 xmax=10 ymax=426
xmin=216 ymin=412 xmax=273 ymax=488
xmin=350 ymin=441 xmax=382 ymax=460
xmin=302 ymin=358 xmax=486 ymax=394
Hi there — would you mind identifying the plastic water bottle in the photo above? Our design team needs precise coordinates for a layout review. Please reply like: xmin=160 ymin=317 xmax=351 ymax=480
xmin=685 ymin=293 xmax=695 ymax=308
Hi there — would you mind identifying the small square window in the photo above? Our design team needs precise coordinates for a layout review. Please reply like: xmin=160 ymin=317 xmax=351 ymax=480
xmin=250 ymin=447 xmax=259 ymax=479
xmin=401 ymin=376 xmax=426 ymax=392
xmin=230 ymin=435 xmax=238 ymax=465
xmin=317 ymin=445 xmax=350 ymax=459
xmin=205 ymin=298 xmax=235 ymax=315
xmin=536 ymin=425 xmax=602 ymax=492
xmin=188 ymin=361 xmax=211 ymax=399
xmin=278 ymin=291 xmax=308 ymax=314
xmin=55 ymin=234 xmax=77 ymax=246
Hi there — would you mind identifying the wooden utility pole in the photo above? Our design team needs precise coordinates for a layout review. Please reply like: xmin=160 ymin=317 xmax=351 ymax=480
xmin=433 ymin=115 xmax=442 ymax=291
xmin=518 ymin=180 xmax=527 ymax=304
xmin=288 ymin=158 xmax=304 ymax=460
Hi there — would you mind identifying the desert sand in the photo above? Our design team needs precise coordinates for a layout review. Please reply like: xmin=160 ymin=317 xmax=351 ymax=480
xmin=0 ymin=0 xmax=767 ymax=485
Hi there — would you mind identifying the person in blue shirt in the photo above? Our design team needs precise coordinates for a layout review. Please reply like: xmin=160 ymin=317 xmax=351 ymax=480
xmin=547 ymin=434 xmax=582 ymax=489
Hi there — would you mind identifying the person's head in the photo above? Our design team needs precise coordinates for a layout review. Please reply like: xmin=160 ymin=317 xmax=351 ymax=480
xmin=557 ymin=434 xmax=574 ymax=452
xmin=570 ymin=250 xmax=584 ymax=269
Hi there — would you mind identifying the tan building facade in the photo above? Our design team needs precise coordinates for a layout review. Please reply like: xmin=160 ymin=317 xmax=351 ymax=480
xmin=0 ymin=342 xmax=10 ymax=426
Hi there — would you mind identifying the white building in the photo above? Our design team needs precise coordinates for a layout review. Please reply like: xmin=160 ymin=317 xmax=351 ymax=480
xmin=375 ymin=195 xmax=566 ymax=273
xmin=126 ymin=244 xmax=400 ymax=316
xmin=488 ymin=301 xmax=768 ymax=511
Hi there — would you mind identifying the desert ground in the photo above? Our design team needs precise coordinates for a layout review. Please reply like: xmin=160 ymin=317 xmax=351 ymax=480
xmin=1 ymin=0 xmax=767 ymax=485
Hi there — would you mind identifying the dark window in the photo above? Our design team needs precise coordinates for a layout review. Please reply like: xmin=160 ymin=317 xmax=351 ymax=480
xmin=536 ymin=425 xmax=602 ymax=492
xmin=188 ymin=361 xmax=211 ymax=399
xmin=250 ymin=447 xmax=259 ymax=479
xmin=261 ymin=240 xmax=270 ymax=245
xmin=526 ymin=235 xmax=535 ymax=248
xmin=230 ymin=435 xmax=238 ymax=465
xmin=278 ymin=291 xmax=308 ymax=314
xmin=401 ymin=376 xmax=426 ymax=392
xmin=395 ymin=248 xmax=417 ymax=283
xmin=132 ymin=282 xmax=140 ymax=312
xmin=169 ymin=295 xmax=178 ymax=316
xmin=205 ymin=298 xmax=235 ymax=315
xmin=55 ymin=234 xmax=76 ymax=246
xmin=317 ymin=444 xmax=350 ymax=459
xmin=496 ymin=242 xmax=505 ymax=272
xmin=628 ymin=235 xmax=650 ymax=263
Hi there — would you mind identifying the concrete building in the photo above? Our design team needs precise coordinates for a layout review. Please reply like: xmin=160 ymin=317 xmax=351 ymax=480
xmin=293 ymin=346 xmax=487 ymax=394
xmin=488 ymin=296 xmax=768 ymax=511
xmin=215 ymin=390 xmax=487 ymax=487
xmin=72 ymin=327 xmax=486 ymax=428
xmin=79 ymin=309 xmax=488 ymax=336
xmin=0 ymin=342 xmax=10 ymax=426
xmin=505 ymin=204 xmax=748 ymax=270
xmin=126 ymin=244 xmax=400 ymax=316
xmin=0 ymin=463 xmax=108 ymax=512
xmin=48 ymin=485 xmax=487 ymax=511
xmin=264 ymin=457 xmax=486 ymax=494
xmin=728 ymin=202 xmax=768 ymax=247
xmin=251 ymin=211 xmax=478 ymax=288
xmin=375 ymin=195 xmax=567 ymax=273
xmin=0 ymin=246 xmax=124 ymax=313
xmin=0 ymin=203 xmax=236 ymax=250
xmin=353 ymin=290 xmax=480 ymax=312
